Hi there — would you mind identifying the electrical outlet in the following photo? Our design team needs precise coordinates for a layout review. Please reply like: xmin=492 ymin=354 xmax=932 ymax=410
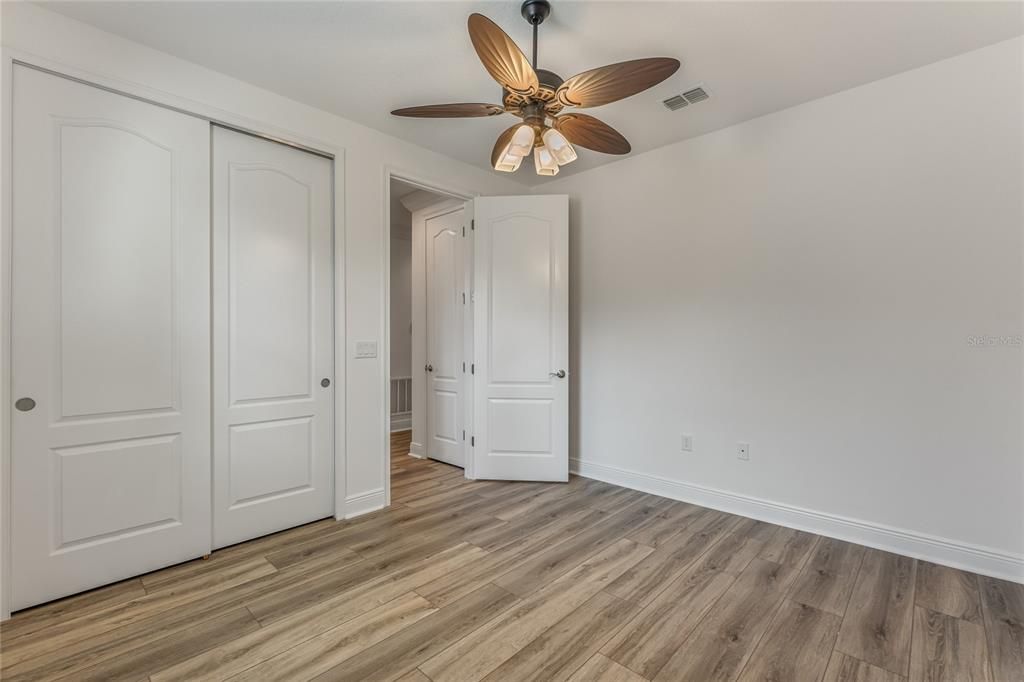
xmin=737 ymin=442 xmax=750 ymax=461
xmin=681 ymin=434 xmax=694 ymax=452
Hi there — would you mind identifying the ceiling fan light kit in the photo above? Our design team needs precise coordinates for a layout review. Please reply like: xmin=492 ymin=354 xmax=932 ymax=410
xmin=508 ymin=124 xmax=536 ymax=157
xmin=391 ymin=0 xmax=680 ymax=177
xmin=495 ymin=150 xmax=524 ymax=173
xmin=542 ymin=128 xmax=577 ymax=165
xmin=534 ymin=144 xmax=559 ymax=176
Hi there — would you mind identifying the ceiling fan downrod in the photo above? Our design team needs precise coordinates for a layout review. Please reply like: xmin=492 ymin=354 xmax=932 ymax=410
xmin=521 ymin=0 xmax=551 ymax=69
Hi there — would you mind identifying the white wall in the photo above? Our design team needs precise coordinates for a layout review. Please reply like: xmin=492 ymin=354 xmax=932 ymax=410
xmin=0 ymin=4 xmax=522 ymax=537
xmin=539 ymin=38 xmax=1023 ymax=579
xmin=390 ymin=196 xmax=413 ymax=381
xmin=390 ymin=237 xmax=413 ymax=380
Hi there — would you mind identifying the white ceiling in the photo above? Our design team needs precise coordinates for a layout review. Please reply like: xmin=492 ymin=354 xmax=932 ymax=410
xmin=41 ymin=1 xmax=1023 ymax=185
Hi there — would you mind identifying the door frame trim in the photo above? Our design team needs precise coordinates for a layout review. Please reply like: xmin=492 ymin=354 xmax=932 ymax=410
xmin=0 ymin=51 xmax=348 ymax=620
xmin=382 ymin=169 xmax=474 ymax=509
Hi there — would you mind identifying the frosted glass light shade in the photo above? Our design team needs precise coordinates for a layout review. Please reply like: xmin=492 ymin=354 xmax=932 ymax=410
xmin=494 ymin=152 xmax=523 ymax=173
xmin=493 ymin=125 xmax=536 ymax=172
xmin=508 ymin=125 xmax=536 ymax=157
xmin=542 ymin=128 xmax=577 ymax=165
xmin=534 ymin=146 xmax=559 ymax=176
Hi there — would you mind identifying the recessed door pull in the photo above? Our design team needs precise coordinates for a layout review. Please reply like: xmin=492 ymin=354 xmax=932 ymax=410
xmin=15 ymin=397 xmax=36 ymax=412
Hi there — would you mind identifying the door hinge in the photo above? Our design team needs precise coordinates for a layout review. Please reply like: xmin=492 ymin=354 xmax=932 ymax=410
xmin=462 ymin=225 xmax=465 ymax=237
xmin=471 ymin=363 xmax=475 ymax=374
xmin=471 ymin=436 xmax=475 ymax=446
xmin=462 ymin=430 xmax=466 ymax=441
xmin=462 ymin=292 xmax=466 ymax=304
xmin=471 ymin=219 xmax=475 ymax=230
xmin=462 ymin=361 xmax=466 ymax=373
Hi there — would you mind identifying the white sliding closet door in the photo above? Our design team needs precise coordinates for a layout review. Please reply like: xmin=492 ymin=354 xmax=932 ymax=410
xmin=211 ymin=127 xmax=334 ymax=549
xmin=10 ymin=66 xmax=212 ymax=610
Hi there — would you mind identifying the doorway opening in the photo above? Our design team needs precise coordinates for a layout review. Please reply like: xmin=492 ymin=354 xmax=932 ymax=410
xmin=385 ymin=174 xmax=473 ymax=506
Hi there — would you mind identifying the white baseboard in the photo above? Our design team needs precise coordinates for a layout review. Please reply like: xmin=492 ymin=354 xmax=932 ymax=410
xmin=571 ymin=458 xmax=1024 ymax=584
xmin=344 ymin=488 xmax=386 ymax=519
xmin=390 ymin=414 xmax=411 ymax=432
xmin=410 ymin=440 xmax=424 ymax=458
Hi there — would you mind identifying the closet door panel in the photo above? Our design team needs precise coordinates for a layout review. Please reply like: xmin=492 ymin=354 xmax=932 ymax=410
xmin=10 ymin=66 xmax=211 ymax=610
xmin=59 ymin=124 xmax=177 ymax=416
xmin=212 ymin=127 xmax=334 ymax=549
xmin=229 ymin=166 xmax=313 ymax=402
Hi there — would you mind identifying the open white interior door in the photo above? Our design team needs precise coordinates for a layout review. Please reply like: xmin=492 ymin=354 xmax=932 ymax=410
xmin=471 ymin=195 xmax=569 ymax=482
xmin=425 ymin=205 xmax=467 ymax=468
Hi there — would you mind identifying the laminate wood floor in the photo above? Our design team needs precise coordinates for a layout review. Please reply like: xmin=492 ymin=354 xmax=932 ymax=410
xmin=1 ymin=430 xmax=1019 ymax=681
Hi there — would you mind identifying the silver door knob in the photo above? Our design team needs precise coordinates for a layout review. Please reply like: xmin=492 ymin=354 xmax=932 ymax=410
xmin=549 ymin=369 xmax=566 ymax=379
xmin=321 ymin=378 xmax=330 ymax=388
xmin=15 ymin=397 xmax=35 ymax=412
xmin=425 ymin=364 xmax=434 ymax=372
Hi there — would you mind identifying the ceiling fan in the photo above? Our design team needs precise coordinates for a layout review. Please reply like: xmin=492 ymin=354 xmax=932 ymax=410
xmin=391 ymin=0 xmax=680 ymax=176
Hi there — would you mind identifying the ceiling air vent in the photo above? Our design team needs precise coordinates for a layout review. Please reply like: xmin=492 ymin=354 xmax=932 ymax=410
xmin=682 ymin=86 xmax=709 ymax=103
xmin=663 ymin=85 xmax=710 ymax=111
xmin=662 ymin=94 xmax=688 ymax=111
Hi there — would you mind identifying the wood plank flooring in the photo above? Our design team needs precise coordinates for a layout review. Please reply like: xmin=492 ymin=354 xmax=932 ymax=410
xmin=1 ymin=429 xmax=1019 ymax=681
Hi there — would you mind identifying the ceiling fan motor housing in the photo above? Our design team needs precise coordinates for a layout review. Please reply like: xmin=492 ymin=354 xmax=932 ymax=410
xmin=502 ymin=69 xmax=565 ymax=114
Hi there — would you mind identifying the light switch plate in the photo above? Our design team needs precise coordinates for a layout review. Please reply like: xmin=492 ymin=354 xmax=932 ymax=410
xmin=355 ymin=340 xmax=378 ymax=359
